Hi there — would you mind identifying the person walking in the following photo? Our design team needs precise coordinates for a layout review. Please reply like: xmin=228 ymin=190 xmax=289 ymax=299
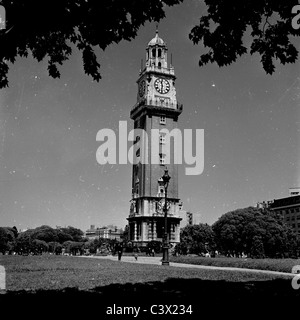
xmin=133 ymin=246 xmax=139 ymax=261
xmin=116 ymin=243 xmax=123 ymax=261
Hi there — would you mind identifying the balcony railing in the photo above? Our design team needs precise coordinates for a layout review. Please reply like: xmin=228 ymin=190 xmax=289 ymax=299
xmin=140 ymin=65 xmax=175 ymax=76
xmin=131 ymin=97 xmax=183 ymax=114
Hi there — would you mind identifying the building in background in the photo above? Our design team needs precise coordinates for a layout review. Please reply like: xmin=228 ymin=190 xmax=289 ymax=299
xmin=289 ymin=187 xmax=300 ymax=197
xmin=178 ymin=210 xmax=202 ymax=228
xmin=85 ymin=225 xmax=123 ymax=241
xmin=269 ymin=195 xmax=300 ymax=235
xmin=257 ymin=188 xmax=300 ymax=235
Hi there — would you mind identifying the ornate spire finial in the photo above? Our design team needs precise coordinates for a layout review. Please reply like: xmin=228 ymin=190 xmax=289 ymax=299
xmin=156 ymin=23 xmax=159 ymax=35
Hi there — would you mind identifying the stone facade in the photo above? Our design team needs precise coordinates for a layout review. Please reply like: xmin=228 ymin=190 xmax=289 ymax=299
xmin=127 ymin=31 xmax=182 ymax=247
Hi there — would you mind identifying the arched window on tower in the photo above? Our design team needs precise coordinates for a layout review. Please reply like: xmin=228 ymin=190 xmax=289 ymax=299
xmin=158 ymin=62 xmax=161 ymax=68
xmin=152 ymin=48 xmax=156 ymax=58
xmin=158 ymin=49 xmax=161 ymax=58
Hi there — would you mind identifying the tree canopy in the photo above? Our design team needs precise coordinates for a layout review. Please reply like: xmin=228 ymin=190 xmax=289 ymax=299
xmin=0 ymin=226 xmax=17 ymax=254
xmin=0 ymin=225 xmax=85 ymax=254
xmin=0 ymin=0 xmax=183 ymax=88
xmin=176 ymin=223 xmax=215 ymax=256
xmin=212 ymin=207 xmax=298 ymax=258
xmin=0 ymin=224 xmax=123 ymax=255
xmin=190 ymin=0 xmax=299 ymax=74
xmin=173 ymin=207 xmax=299 ymax=258
xmin=0 ymin=1 xmax=299 ymax=88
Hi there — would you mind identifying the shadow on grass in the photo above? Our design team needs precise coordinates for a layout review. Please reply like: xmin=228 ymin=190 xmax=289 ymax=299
xmin=2 ymin=278 xmax=299 ymax=317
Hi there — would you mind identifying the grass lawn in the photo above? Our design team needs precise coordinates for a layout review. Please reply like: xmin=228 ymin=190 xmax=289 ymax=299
xmin=0 ymin=254 xmax=292 ymax=291
xmin=0 ymin=255 xmax=299 ymax=318
xmin=169 ymin=255 xmax=300 ymax=273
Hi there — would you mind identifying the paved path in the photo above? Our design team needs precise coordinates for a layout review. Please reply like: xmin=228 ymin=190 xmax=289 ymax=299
xmin=80 ymin=255 xmax=295 ymax=277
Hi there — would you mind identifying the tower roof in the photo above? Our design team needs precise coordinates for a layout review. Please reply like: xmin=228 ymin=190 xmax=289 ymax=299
xmin=147 ymin=29 xmax=166 ymax=47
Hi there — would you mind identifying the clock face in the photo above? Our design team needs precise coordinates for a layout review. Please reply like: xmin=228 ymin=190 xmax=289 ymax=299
xmin=139 ymin=80 xmax=146 ymax=97
xmin=154 ymin=78 xmax=170 ymax=94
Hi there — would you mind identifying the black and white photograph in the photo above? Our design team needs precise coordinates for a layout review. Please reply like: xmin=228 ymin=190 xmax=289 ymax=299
xmin=0 ymin=1 xmax=300 ymax=318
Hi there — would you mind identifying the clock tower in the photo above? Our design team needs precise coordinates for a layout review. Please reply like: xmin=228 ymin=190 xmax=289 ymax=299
xmin=127 ymin=30 xmax=183 ymax=247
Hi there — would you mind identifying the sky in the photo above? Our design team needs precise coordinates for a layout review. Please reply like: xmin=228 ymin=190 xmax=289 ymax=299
xmin=0 ymin=1 xmax=299 ymax=232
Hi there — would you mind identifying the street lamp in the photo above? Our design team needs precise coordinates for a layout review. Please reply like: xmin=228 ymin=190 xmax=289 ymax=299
xmin=161 ymin=168 xmax=171 ymax=266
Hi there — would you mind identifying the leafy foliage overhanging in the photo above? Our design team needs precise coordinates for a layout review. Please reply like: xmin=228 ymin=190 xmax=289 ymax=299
xmin=189 ymin=0 xmax=299 ymax=74
xmin=0 ymin=1 xmax=299 ymax=88
xmin=0 ymin=0 xmax=183 ymax=88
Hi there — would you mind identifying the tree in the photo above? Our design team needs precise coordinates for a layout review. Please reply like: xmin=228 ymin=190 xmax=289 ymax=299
xmin=48 ymin=241 xmax=62 ymax=255
xmin=31 ymin=239 xmax=49 ymax=255
xmin=122 ymin=225 xmax=129 ymax=243
xmin=189 ymin=1 xmax=299 ymax=74
xmin=12 ymin=225 xmax=85 ymax=254
xmin=6 ymin=226 xmax=18 ymax=239
xmin=0 ymin=227 xmax=9 ymax=254
xmin=213 ymin=207 xmax=298 ymax=258
xmin=147 ymin=240 xmax=162 ymax=254
xmin=0 ymin=226 xmax=18 ymax=254
xmin=0 ymin=0 xmax=184 ymax=88
xmin=56 ymin=229 xmax=73 ymax=243
xmin=63 ymin=241 xmax=84 ymax=255
xmin=15 ymin=229 xmax=35 ymax=254
xmin=250 ymin=235 xmax=265 ymax=259
xmin=59 ymin=226 xmax=84 ymax=242
xmin=174 ymin=242 xmax=188 ymax=256
xmin=0 ymin=1 xmax=298 ymax=88
xmin=179 ymin=223 xmax=215 ymax=255
xmin=32 ymin=225 xmax=59 ymax=243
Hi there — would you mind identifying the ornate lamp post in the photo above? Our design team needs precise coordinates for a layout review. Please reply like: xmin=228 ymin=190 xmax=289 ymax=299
xmin=161 ymin=168 xmax=171 ymax=266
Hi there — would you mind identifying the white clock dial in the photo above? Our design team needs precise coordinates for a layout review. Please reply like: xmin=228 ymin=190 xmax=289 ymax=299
xmin=154 ymin=78 xmax=170 ymax=94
